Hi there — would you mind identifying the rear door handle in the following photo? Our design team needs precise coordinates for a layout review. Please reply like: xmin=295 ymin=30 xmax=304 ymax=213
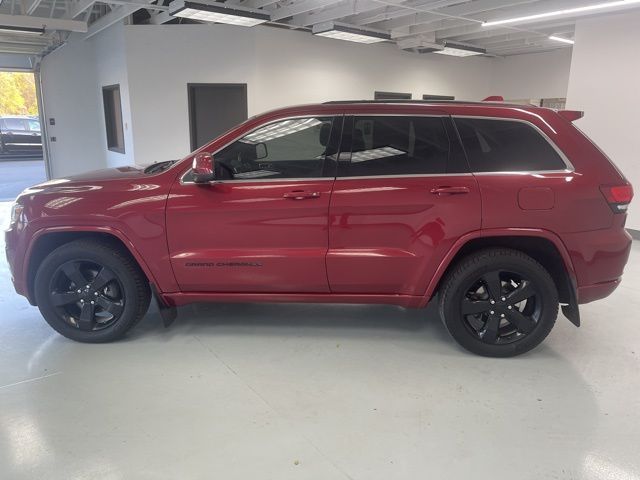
xmin=283 ymin=190 xmax=321 ymax=200
xmin=430 ymin=186 xmax=470 ymax=195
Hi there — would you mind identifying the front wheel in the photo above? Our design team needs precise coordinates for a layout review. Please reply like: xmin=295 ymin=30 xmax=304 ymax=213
xmin=439 ymin=248 xmax=558 ymax=357
xmin=34 ymin=239 xmax=151 ymax=343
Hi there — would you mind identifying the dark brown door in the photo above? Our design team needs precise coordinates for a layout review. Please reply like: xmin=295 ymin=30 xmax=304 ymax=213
xmin=188 ymin=83 xmax=248 ymax=151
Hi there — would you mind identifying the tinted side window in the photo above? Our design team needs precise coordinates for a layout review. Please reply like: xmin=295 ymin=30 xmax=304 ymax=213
xmin=345 ymin=116 xmax=451 ymax=176
xmin=2 ymin=118 xmax=27 ymax=131
xmin=454 ymin=118 xmax=566 ymax=172
xmin=193 ymin=117 xmax=333 ymax=181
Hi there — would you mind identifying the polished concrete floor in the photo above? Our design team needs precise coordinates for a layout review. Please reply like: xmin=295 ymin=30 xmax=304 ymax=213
xmin=1 ymin=200 xmax=639 ymax=480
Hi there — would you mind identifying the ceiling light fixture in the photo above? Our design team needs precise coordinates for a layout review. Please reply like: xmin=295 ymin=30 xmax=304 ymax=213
xmin=0 ymin=25 xmax=45 ymax=35
xmin=169 ymin=0 xmax=270 ymax=27
xmin=549 ymin=35 xmax=575 ymax=45
xmin=482 ymin=0 xmax=640 ymax=27
xmin=312 ymin=21 xmax=390 ymax=44
xmin=432 ymin=42 xmax=486 ymax=57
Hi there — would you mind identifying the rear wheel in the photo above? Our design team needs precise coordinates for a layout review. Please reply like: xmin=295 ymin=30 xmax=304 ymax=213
xmin=34 ymin=239 xmax=151 ymax=342
xmin=439 ymin=248 xmax=558 ymax=357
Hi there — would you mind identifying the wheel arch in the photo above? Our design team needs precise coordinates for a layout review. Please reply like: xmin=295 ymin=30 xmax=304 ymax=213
xmin=25 ymin=227 xmax=157 ymax=305
xmin=424 ymin=229 xmax=577 ymax=311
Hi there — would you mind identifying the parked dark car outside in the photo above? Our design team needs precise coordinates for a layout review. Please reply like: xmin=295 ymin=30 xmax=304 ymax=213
xmin=0 ymin=116 xmax=43 ymax=156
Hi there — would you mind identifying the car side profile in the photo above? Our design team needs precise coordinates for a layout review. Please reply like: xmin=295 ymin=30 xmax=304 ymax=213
xmin=5 ymin=100 xmax=634 ymax=356
xmin=0 ymin=116 xmax=42 ymax=155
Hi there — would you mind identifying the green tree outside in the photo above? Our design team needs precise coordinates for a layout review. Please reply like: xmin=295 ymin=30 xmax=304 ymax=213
xmin=0 ymin=72 xmax=39 ymax=116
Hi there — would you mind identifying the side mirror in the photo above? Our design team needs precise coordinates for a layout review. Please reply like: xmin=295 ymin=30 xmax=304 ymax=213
xmin=192 ymin=152 xmax=215 ymax=183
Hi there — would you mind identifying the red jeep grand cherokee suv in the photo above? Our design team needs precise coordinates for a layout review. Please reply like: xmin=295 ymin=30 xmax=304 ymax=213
xmin=5 ymin=100 xmax=634 ymax=357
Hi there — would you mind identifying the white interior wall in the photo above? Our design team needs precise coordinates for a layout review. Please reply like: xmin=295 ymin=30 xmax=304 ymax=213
xmin=566 ymin=11 xmax=640 ymax=231
xmin=124 ymin=24 xmax=257 ymax=167
xmin=124 ymin=24 xmax=494 ymax=166
xmin=40 ymin=22 xmax=574 ymax=176
xmin=40 ymin=23 xmax=134 ymax=177
xmin=93 ymin=22 xmax=135 ymax=168
xmin=490 ymin=48 xmax=572 ymax=101
xmin=40 ymin=36 xmax=105 ymax=178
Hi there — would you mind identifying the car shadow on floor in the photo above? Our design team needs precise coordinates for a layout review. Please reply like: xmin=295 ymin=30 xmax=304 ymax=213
xmin=130 ymin=299 xmax=454 ymax=345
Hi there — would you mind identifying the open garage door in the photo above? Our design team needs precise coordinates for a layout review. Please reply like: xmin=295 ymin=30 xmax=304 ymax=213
xmin=0 ymin=68 xmax=48 ymax=201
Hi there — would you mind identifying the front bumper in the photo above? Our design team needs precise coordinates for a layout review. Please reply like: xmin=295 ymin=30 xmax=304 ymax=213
xmin=5 ymin=226 xmax=28 ymax=298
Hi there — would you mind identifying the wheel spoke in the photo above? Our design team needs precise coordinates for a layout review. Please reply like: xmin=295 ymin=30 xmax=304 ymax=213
xmin=461 ymin=298 xmax=491 ymax=315
xmin=90 ymin=267 xmax=116 ymax=291
xmin=506 ymin=281 xmax=535 ymax=305
xmin=77 ymin=302 xmax=95 ymax=330
xmin=51 ymin=291 xmax=82 ymax=306
xmin=505 ymin=309 xmax=536 ymax=334
xmin=481 ymin=271 xmax=503 ymax=300
xmin=95 ymin=295 xmax=123 ymax=317
xmin=61 ymin=262 xmax=88 ymax=288
xmin=481 ymin=316 xmax=500 ymax=344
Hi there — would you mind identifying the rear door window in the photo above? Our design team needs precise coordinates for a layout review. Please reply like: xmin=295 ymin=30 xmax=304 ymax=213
xmin=454 ymin=117 xmax=566 ymax=172
xmin=344 ymin=116 xmax=462 ymax=176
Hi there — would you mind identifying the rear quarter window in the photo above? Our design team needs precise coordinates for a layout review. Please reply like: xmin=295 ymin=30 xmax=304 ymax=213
xmin=454 ymin=118 xmax=567 ymax=172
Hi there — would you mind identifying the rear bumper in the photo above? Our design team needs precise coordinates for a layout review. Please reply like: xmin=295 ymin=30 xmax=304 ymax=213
xmin=562 ymin=220 xmax=632 ymax=302
xmin=577 ymin=278 xmax=621 ymax=304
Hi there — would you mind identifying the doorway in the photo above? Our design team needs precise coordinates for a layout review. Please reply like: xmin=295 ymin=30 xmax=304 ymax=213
xmin=0 ymin=70 xmax=47 ymax=202
xmin=188 ymin=83 xmax=248 ymax=151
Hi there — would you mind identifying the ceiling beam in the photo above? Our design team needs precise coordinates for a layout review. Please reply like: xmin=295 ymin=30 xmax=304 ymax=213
xmin=84 ymin=4 xmax=138 ymax=38
xmin=147 ymin=10 xmax=172 ymax=24
xmin=25 ymin=0 xmax=44 ymax=15
xmin=66 ymin=0 xmax=97 ymax=18
xmin=0 ymin=12 xmax=88 ymax=31
xmin=347 ymin=0 xmax=463 ymax=26
xmin=293 ymin=0 xmax=379 ymax=27
xmin=450 ymin=20 xmax=575 ymax=42
xmin=374 ymin=0 xmax=536 ymax=31
xmin=459 ymin=27 xmax=574 ymax=45
xmin=271 ymin=0 xmax=342 ymax=21
xmin=231 ymin=0 xmax=281 ymax=8
xmin=391 ymin=18 xmax=469 ymax=38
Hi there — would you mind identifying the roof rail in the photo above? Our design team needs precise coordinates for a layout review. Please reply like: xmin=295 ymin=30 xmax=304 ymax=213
xmin=323 ymin=99 xmax=496 ymax=106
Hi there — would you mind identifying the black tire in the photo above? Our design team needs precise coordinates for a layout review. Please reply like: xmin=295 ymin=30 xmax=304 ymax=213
xmin=34 ymin=238 xmax=151 ymax=343
xmin=439 ymin=248 xmax=558 ymax=357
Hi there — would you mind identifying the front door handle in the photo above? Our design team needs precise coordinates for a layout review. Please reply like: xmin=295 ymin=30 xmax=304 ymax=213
xmin=283 ymin=190 xmax=321 ymax=200
xmin=430 ymin=186 xmax=470 ymax=195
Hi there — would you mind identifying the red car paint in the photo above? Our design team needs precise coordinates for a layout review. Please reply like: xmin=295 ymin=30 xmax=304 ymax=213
xmin=5 ymin=102 xmax=633 ymax=314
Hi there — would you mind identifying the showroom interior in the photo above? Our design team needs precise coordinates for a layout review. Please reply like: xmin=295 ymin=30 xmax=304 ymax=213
xmin=1 ymin=0 xmax=639 ymax=478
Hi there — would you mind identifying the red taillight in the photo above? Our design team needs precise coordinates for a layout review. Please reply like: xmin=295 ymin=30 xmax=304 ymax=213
xmin=600 ymin=184 xmax=634 ymax=213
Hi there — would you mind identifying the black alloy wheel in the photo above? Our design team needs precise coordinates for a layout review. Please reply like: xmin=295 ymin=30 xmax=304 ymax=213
xmin=439 ymin=248 xmax=559 ymax=357
xmin=34 ymin=239 xmax=151 ymax=343
xmin=49 ymin=260 xmax=125 ymax=331
xmin=461 ymin=270 xmax=540 ymax=345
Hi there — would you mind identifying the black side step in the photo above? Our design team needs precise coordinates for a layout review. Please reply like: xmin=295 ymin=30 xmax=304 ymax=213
xmin=150 ymin=284 xmax=177 ymax=327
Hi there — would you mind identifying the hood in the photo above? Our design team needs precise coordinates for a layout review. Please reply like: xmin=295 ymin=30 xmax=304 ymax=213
xmin=16 ymin=166 xmax=165 ymax=201
xmin=59 ymin=166 xmax=146 ymax=182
